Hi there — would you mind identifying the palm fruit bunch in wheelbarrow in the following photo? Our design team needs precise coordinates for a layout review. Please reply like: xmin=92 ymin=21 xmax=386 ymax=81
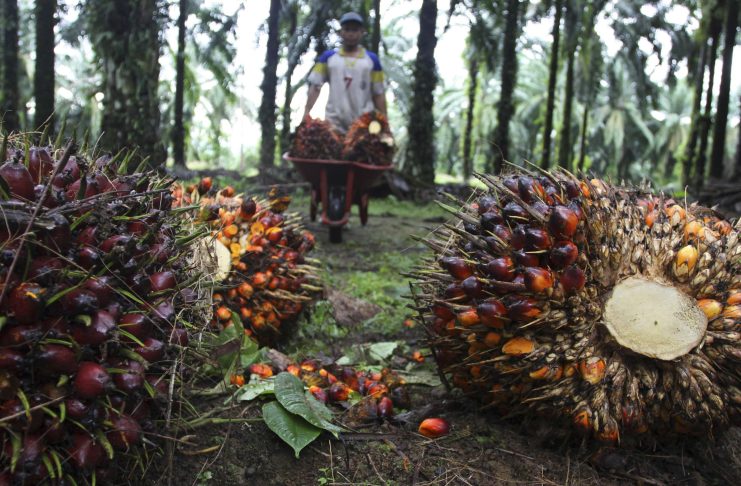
xmin=172 ymin=181 xmax=321 ymax=346
xmin=0 ymin=141 xmax=210 ymax=484
xmin=290 ymin=116 xmax=342 ymax=160
xmin=410 ymin=169 xmax=740 ymax=443
xmin=240 ymin=359 xmax=409 ymax=422
xmin=342 ymin=111 xmax=394 ymax=166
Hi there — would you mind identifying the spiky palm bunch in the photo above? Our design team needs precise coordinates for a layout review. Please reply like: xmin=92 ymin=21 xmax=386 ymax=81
xmin=290 ymin=117 xmax=343 ymax=160
xmin=0 ymin=143 xmax=209 ymax=483
xmin=411 ymin=169 xmax=739 ymax=443
xmin=342 ymin=111 xmax=394 ymax=166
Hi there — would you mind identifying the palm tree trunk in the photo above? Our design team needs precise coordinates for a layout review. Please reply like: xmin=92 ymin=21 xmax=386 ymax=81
xmin=541 ymin=0 xmax=563 ymax=169
xmin=88 ymin=0 xmax=166 ymax=166
xmin=694 ymin=25 xmax=721 ymax=190
xmin=172 ymin=0 xmax=187 ymax=167
xmin=577 ymin=102 xmax=589 ymax=172
xmin=735 ymin=95 xmax=741 ymax=180
xmin=462 ymin=57 xmax=478 ymax=181
xmin=279 ymin=5 xmax=298 ymax=158
xmin=1 ymin=0 xmax=20 ymax=132
xmin=709 ymin=0 xmax=738 ymax=179
xmin=683 ymin=42 xmax=708 ymax=187
xmin=33 ymin=0 xmax=56 ymax=131
xmin=490 ymin=0 xmax=520 ymax=173
xmin=557 ymin=4 xmax=578 ymax=170
xmin=370 ymin=0 xmax=381 ymax=54
xmin=404 ymin=0 xmax=438 ymax=186
xmin=259 ymin=0 xmax=281 ymax=168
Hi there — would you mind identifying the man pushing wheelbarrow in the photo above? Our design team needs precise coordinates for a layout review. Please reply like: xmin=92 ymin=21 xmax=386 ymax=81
xmin=285 ymin=12 xmax=395 ymax=243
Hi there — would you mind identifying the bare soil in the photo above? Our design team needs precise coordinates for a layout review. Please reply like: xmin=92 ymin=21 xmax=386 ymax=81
xmin=150 ymin=198 xmax=741 ymax=486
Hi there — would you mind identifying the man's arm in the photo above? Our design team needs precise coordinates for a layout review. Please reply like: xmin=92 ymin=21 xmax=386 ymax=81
xmin=303 ymin=84 xmax=322 ymax=118
xmin=373 ymin=93 xmax=387 ymax=117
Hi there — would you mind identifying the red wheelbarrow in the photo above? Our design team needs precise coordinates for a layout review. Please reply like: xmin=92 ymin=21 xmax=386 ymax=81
xmin=283 ymin=154 xmax=393 ymax=243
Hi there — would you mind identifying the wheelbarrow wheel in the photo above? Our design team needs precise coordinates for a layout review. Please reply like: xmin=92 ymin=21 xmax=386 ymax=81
xmin=310 ymin=189 xmax=318 ymax=222
xmin=329 ymin=226 xmax=342 ymax=243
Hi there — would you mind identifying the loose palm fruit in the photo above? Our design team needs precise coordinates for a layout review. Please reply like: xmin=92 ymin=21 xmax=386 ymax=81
xmin=412 ymin=169 xmax=740 ymax=441
xmin=418 ymin=418 xmax=450 ymax=438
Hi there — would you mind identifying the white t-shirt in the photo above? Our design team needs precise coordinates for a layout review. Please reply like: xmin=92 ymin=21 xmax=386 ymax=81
xmin=307 ymin=47 xmax=385 ymax=133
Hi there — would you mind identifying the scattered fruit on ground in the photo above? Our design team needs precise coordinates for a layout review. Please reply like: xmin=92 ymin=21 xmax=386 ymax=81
xmin=411 ymin=169 xmax=740 ymax=442
xmin=418 ymin=417 xmax=451 ymax=438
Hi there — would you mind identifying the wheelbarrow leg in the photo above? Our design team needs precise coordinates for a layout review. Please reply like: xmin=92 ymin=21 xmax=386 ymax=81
xmin=310 ymin=189 xmax=318 ymax=222
xmin=359 ymin=193 xmax=369 ymax=226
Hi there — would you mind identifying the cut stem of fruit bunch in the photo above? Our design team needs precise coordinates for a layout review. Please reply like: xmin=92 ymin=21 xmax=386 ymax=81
xmin=411 ymin=168 xmax=739 ymax=443
xmin=0 ymin=139 xmax=210 ymax=484
xmin=172 ymin=181 xmax=320 ymax=346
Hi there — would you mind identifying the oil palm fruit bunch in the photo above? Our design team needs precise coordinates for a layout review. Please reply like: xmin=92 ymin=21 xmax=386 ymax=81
xmin=290 ymin=117 xmax=342 ymax=160
xmin=341 ymin=111 xmax=394 ymax=166
xmin=410 ymin=169 xmax=740 ymax=443
xmin=243 ymin=360 xmax=408 ymax=421
xmin=173 ymin=181 xmax=320 ymax=346
xmin=0 ymin=141 xmax=209 ymax=484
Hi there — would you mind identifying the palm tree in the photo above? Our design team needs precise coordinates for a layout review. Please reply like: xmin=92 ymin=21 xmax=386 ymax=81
xmin=2 ymin=0 xmax=20 ymax=132
xmin=490 ymin=0 xmax=520 ymax=173
xmin=34 ymin=0 xmax=56 ymax=131
xmin=541 ymin=0 xmax=563 ymax=169
xmin=709 ymin=0 xmax=738 ymax=179
xmin=259 ymin=0 xmax=281 ymax=168
xmin=172 ymin=0 xmax=188 ymax=167
xmin=405 ymin=0 xmax=438 ymax=185
xmin=557 ymin=0 xmax=580 ymax=169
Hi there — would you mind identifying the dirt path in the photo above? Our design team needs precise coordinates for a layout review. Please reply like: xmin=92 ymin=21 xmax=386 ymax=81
xmin=158 ymin=196 xmax=741 ymax=486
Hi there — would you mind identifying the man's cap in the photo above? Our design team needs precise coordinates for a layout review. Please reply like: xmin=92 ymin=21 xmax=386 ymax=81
xmin=340 ymin=12 xmax=364 ymax=26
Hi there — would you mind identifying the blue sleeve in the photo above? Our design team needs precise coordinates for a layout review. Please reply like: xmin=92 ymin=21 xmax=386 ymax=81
xmin=367 ymin=51 xmax=383 ymax=71
xmin=316 ymin=50 xmax=336 ymax=63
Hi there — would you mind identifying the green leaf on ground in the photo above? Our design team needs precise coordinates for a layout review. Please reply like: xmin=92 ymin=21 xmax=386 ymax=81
xmin=274 ymin=373 xmax=343 ymax=437
xmin=235 ymin=375 xmax=275 ymax=402
xmin=262 ymin=401 xmax=321 ymax=458
xmin=369 ymin=341 xmax=398 ymax=361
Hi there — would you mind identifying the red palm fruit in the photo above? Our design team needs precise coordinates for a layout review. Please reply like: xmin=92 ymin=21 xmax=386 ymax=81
xmin=328 ymin=382 xmax=351 ymax=402
xmin=0 ymin=158 xmax=35 ymax=200
xmin=43 ymin=417 xmax=66 ymax=444
xmin=309 ymin=386 xmax=328 ymax=403
xmin=99 ymin=234 xmax=131 ymax=253
xmin=76 ymin=246 xmax=102 ymax=269
xmin=503 ymin=201 xmax=528 ymax=222
xmin=488 ymin=224 xmax=512 ymax=244
xmin=107 ymin=414 xmax=142 ymax=450
xmin=153 ymin=300 xmax=175 ymax=322
xmin=548 ymin=206 xmax=579 ymax=238
xmin=480 ymin=210 xmax=504 ymax=231
xmin=432 ymin=304 xmax=455 ymax=320
xmin=418 ymin=417 xmax=450 ymax=438
xmin=549 ymin=240 xmax=578 ymax=269
xmin=197 ymin=176 xmax=213 ymax=195
xmin=76 ymin=226 xmax=98 ymax=246
xmin=119 ymin=313 xmax=152 ymax=340
xmin=524 ymin=267 xmax=554 ymax=293
xmin=457 ymin=308 xmax=480 ymax=327
xmin=37 ymin=344 xmax=77 ymax=375
xmin=525 ymin=227 xmax=552 ymax=250
xmin=28 ymin=256 xmax=65 ymax=283
xmin=0 ymin=348 xmax=23 ymax=371
xmin=444 ymin=283 xmax=466 ymax=300
xmin=84 ymin=277 xmax=114 ymax=306
xmin=507 ymin=297 xmax=541 ymax=322
xmin=69 ymin=433 xmax=106 ymax=470
xmin=367 ymin=383 xmax=388 ymax=398
xmin=62 ymin=288 xmax=99 ymax=314
xmin=517 ymin=176 xmax=545 ymax=203
xmin=65 ymin=398 xmax=90 ymax=420
xmin=71 ymin=310 xmax=116 ymax=346
xmin=113 ymin=360 xmax=145 ymax=393
xmin=477 ymin=195 xmax=497 ymax=214
xmin=28 ymin=147 xmax=55 ymax=183
xmin=248 ymin=363 xmax=274 ymax=379
xmin=560 ymin=265 xmax=586 ymax=293
xmin=378 ymin=396 xmax=394 ymax=418
xmin=461 ymin=276 xmax=483 ymax=298
xmin=150 ymin=271 xmax=176 ymax=292
xmin=8 ymin=282 xmax=46 ymax=324
xmin=126 ymin=220 xmax=149 ymax=235
xmin=65 ymin=175 xmax=100 ymax=201
xmin=74 ymin=362 xmax=112 ymax=399
xmin=510 ymin=225 xmax=527 ymax=250
xmin=513 ymin=250 xmax=540 ymax=267
xmin=134 ymin=338 xmax=165 ymax=362
xmin=440 ymin=256 xmax=474 ymax=280
xmin=169 ymin=327 xmax=189 ymax=346
xmin=0 ymin=323 xmax=43 ymax=346
xmin=18 ymin=433 xmax=45 ymax=468
xmin=485 ymin=256 xmax=515 ymax=281
xmin=477 ymin=299 xmax=507 ymax=328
